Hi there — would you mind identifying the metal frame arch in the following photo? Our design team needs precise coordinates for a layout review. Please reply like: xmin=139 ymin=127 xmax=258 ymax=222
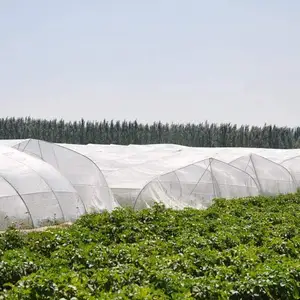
xmin=230 ymin=153 xmax=297 ymax=193
xmin=133 ymin=156 xmax=261 ymax=209
xmin=0 ymin=173 xmax=34 ymax=228
xmin=14 ymin=139 xmax=96 ymax=212
xmin=280 ymin=155 xmax=300 ymax=185
xmin=280 ymin=154 xmax=300 ymax=165
xmin=251 ymin=153 xmax=297 ymax=190
xmin=54 ymin=142 xmax=116 ymax=207
xmin=2 ymin=153 xmax=67 ymax=222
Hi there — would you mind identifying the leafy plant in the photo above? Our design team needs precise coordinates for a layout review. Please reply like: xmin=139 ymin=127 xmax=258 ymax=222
xmin=1 ymin=193 xmax=300 ymax=299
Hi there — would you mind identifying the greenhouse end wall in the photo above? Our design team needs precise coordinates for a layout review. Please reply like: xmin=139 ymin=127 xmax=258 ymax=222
xmin=0 ymin=146 xmax=86 ymax=230
xmin=8 ymin=139 xmax=119 ymax=212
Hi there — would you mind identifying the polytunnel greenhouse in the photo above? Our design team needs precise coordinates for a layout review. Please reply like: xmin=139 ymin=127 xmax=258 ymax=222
xmin=60 ymin=142 xmax=183 ymax=175
xmin=58 ymin=143 xmax=300 ymax=208
xmin=0 ymin=139 xmax=119 ymax=212
xmin=0 ymin=145 xmax=86 ymax=230
xmin=1 ymin=140 xmax=300 ymax=230
xmin=230 ymin=153 xmax=297 ymax=195
xmin=134 ymin=158 xmax=260 ymax=210
xmin=281 ymin=155 xmax=300 ymax=187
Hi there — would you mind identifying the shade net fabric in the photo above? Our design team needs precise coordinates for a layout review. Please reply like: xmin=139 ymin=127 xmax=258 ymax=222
xmin=1 ymin=141 xmax=300 ymax=230
xmin=230 ymin=154 xmax=296 ymax=195
xmin=134 ymin=158 xmax=259 ymax=209
xmin=0 ymin=146 xmax=85 ymax=230
xmin=56 ymin=143 xmax=300 ymax=208
xmin=4 ymin=139 xmax=119 ymax=212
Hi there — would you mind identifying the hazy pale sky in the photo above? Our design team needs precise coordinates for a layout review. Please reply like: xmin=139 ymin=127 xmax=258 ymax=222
xmin=1 ymin=1 xmax=300 ymax=127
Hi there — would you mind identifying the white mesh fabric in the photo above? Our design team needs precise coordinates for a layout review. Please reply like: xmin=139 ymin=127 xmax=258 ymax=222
xmin=0 ymin=176 xmax=32 ymax=230
xmin=230 ymin=153 xmax=296 ymax=195
xmin=10 ymin=139 xmax=118 ymax=212
xmin=135 ymin=158 xmax=259 ymax=210
xmin=281 ymin=155 xmax=300 ymax=188
xmin=134 ymin=179 xmax=185 ymax=210
xmin=0 ymin=145 xmax=86 ymax=229
xmin=1 ymin=141 xmax=300 ymax=214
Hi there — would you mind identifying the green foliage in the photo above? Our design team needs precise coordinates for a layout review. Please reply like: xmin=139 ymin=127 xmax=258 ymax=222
xmin=0 ymin=194 xmax=300 ymax=299
xmin=0 ymin=226 xmax=25 ymax=251
xmin=0 ymin=117 xmax=300 ymax=148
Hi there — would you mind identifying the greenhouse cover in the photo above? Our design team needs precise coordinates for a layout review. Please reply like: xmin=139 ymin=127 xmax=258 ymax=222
xmin=61 ymin=143 xmax=300 ymax=207
xmin=0 ymin=139 xmax=300 ymax=229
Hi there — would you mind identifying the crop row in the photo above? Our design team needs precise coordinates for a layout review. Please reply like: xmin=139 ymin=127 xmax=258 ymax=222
xmin=0 ymin=193 xmax=300 ymax=299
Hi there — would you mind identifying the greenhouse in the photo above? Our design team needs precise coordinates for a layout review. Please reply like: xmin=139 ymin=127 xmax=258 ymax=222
xmin=60 ymin=143 xmax=183 ymax=175
xmin=0 ymin=145 xmax=85 ymax=230
xmin=1 ymin=140 xmax=300 ymax=229
xmin=0 ymin=139 xmax=119 ymax=212
xmin=59 ymin=143 xmax=300 ymax=208
xmin=230 ymin=153 xmax=296 ymax=195
xmin=134 ymin=158 xmax=260 ymax=209
xmin=281 ymin=155 xmax=300 ymax=187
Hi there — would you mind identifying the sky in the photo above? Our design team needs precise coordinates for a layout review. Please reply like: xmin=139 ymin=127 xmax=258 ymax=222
xmin=1 ymin=0 xmax=300 ymax=127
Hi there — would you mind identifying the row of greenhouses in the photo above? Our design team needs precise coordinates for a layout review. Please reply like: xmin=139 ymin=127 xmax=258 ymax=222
xmin=0 ymin=139 xmax=300 ymax=230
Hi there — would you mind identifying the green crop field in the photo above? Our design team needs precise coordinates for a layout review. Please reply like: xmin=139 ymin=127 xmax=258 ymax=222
xmin=1 ymin=193 xmax=300 ymax=299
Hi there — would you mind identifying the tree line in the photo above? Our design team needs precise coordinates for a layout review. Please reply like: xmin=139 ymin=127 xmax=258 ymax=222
xmin=0 ymin=117 xmax=299 ymax=148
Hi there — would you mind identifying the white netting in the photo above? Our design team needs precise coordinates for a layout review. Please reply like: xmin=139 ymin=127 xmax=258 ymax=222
xmin=6 ymin=139 xmax=119 ymax=212
xmin=1 ymin=141 xmax=300 ymax=219
xmin=0 ymin=146 xmax=85 ymax=230
xmin=281 ymin=155 xmax=300 ymax=188
xmin=230 ymin=153 xmax=297 ymax=195
xmin=134 ymin=158 xmax=259 ymax=209
xmin=58 ymin=144 xmax=300 ymax=208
